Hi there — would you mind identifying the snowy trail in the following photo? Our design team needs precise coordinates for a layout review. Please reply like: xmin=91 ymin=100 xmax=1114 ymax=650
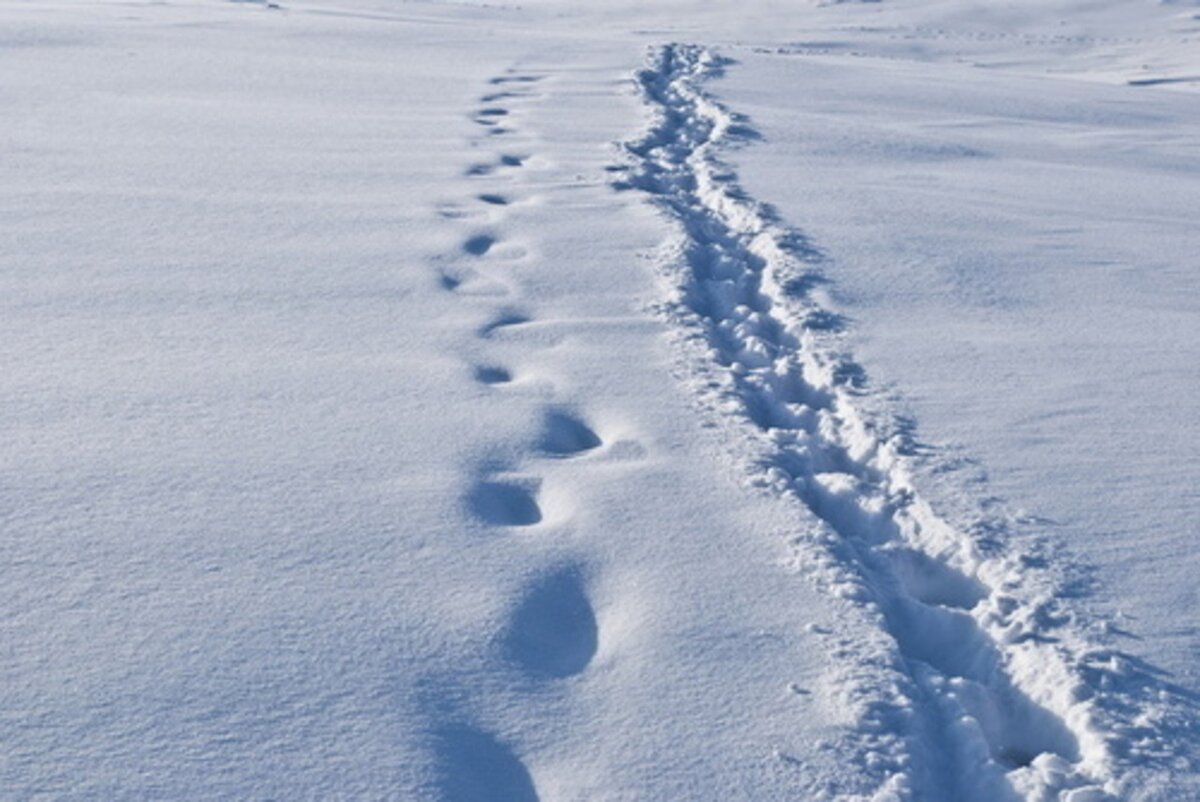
xmin=619 ymin=43 xmax=1130 ymax=801
xmin=411 ymin=51 xmax=856 ymax=800
xmin=452 ymin=68 xmax=610 ymax=686
xmin=430 ymin=66 xmax=604 ymax=797
xmin=4 ymin=1 xmax=1197 ymax=798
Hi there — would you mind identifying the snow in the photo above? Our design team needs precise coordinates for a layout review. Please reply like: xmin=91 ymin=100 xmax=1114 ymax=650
xmin=711 ymin=14 xmax=1200 ymax=798
xmin=2 ymin=0 xmax=1197 ymax=800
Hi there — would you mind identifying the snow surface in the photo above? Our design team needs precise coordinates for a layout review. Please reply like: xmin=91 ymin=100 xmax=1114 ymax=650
xmin=2 ymin=0 xmax=1198 ymax=800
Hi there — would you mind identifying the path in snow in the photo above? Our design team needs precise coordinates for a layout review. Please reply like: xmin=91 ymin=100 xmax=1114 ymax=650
xmin=430 ymin=67 xmax=602 ymax=798
xmin=409 ymin=49 xmax=855 ymax=800
xmin=617 ymin=42 xmax=1194 ymax=801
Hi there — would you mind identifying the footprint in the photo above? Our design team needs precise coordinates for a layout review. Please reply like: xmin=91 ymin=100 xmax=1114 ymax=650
xmin=889 ymin=596 xmax=1081 ymax=767
xmin=473 ymin=365 xmax=512 ymax=385
xmin=463 ymin=234 xmax=495 ymax=256
xmin=884 ymin=547 xmax=987 ymax=611
xmin=437 ymin=204 xmax=487 ymax=221
xmin=489 ymin=74 xmax=543 ymax=85
xmin=478 ymin=193 xmax=509 ymax=206
xmin=538 ymin=410 xmax=602 ymax=456
xmin=467 ymin=480 xmax=541 ymax=527
xmin=477 ymin=107 xmax=509 ymax=118
xmin=503 ymin=565 xmax=598 ymax=679
xmin=432 ymin=725 xmax=539 ymax=802
xmin=468 ymin=157 xmax=524 ymax=175
xmin=438 ymin=268 xmax=507 ymax=298
xmin=478 ymin=310 xmax=531 ymax=338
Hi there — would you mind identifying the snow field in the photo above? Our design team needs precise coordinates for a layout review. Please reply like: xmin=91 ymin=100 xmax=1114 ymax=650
xmin=2 ymin=0 xmax=1197 ymax=799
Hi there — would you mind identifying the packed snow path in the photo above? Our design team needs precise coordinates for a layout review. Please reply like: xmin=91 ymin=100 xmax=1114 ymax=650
xmin=617 ymin=43 xmax=1195 ymax=801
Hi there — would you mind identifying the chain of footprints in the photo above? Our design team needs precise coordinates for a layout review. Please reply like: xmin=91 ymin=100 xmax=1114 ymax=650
xmin=431 ymin=70 xmax=605 ymax=802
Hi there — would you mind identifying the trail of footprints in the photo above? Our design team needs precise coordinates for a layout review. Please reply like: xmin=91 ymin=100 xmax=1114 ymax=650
xmin=430 ymin=69 xmax=614 ymax=802
xmin=621 ymin=44 xmax=1109 ymax=799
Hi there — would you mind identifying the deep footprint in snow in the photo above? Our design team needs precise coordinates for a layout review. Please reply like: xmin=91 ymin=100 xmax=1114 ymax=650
xmin=537 ymin=409 xmax=602 ymax=456
xmin=472 ymin=108 xmax=510 ymax=127
xmin=436 ymin=203 xmax=487 ymax=221
xmin=478 ymin=310 xmax=531 ymax=338
xmin=889 ymin=595 xmax=1081 ymax=768
xmin=467 ymin=480 xmax=542 ymax=527
xmin=432 ymin=725 xmax=539 ymax=802
xmin=489 ymin=74 xmax=543 ymax=85
xmin=473 ymin=365 xmax=512 ymax=385
xmin=462 ymin=234 xmax=496 ymax=256
xmin=481 ymin=91 xmax=535 ymax=103
xmin=477 ymin=193 xmax=509 ymax=206
xmin=467 ymin=156 xmax=526 ymax=174
xmin=503 ymin=565 xmax=598 ymax=679
xmin=884 ymin=547 xmax=987 ymax=611
xmin=438 ymin=269 xmax=507 ymax=298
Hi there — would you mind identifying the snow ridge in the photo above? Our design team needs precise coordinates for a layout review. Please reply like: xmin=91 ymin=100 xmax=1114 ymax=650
xmin=619 ymin=43 xmax=1130 ymax=801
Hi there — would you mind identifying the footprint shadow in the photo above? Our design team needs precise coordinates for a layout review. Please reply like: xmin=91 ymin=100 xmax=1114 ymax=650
xmin=489 ymin=74 xmax=543 ymax=86
xmin=478 ymin=310 xmax=531 ymax=338
xmin=463 ymin=234 xmax=496 ymax=256
xmin=439 ymin=269 xmax=507 ymax=298
xmin=503 ymin=565 xmax=598 ymax=679
xmin=467 ymin=480 xmax=542 ymax=527
xmin=432 ymin=725 xmax=539 ymax=802
xmin=538 ymin=410 xmax=602 ymax=456
xmin=474 ymin=365 xmax=513 ymax=385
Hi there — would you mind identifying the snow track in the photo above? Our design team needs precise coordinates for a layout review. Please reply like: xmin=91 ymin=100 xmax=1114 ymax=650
xmin=620 ymin=43 xmax=1127 ymax=801
xmin=428 ymin=65 xmax=625 ymax=801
